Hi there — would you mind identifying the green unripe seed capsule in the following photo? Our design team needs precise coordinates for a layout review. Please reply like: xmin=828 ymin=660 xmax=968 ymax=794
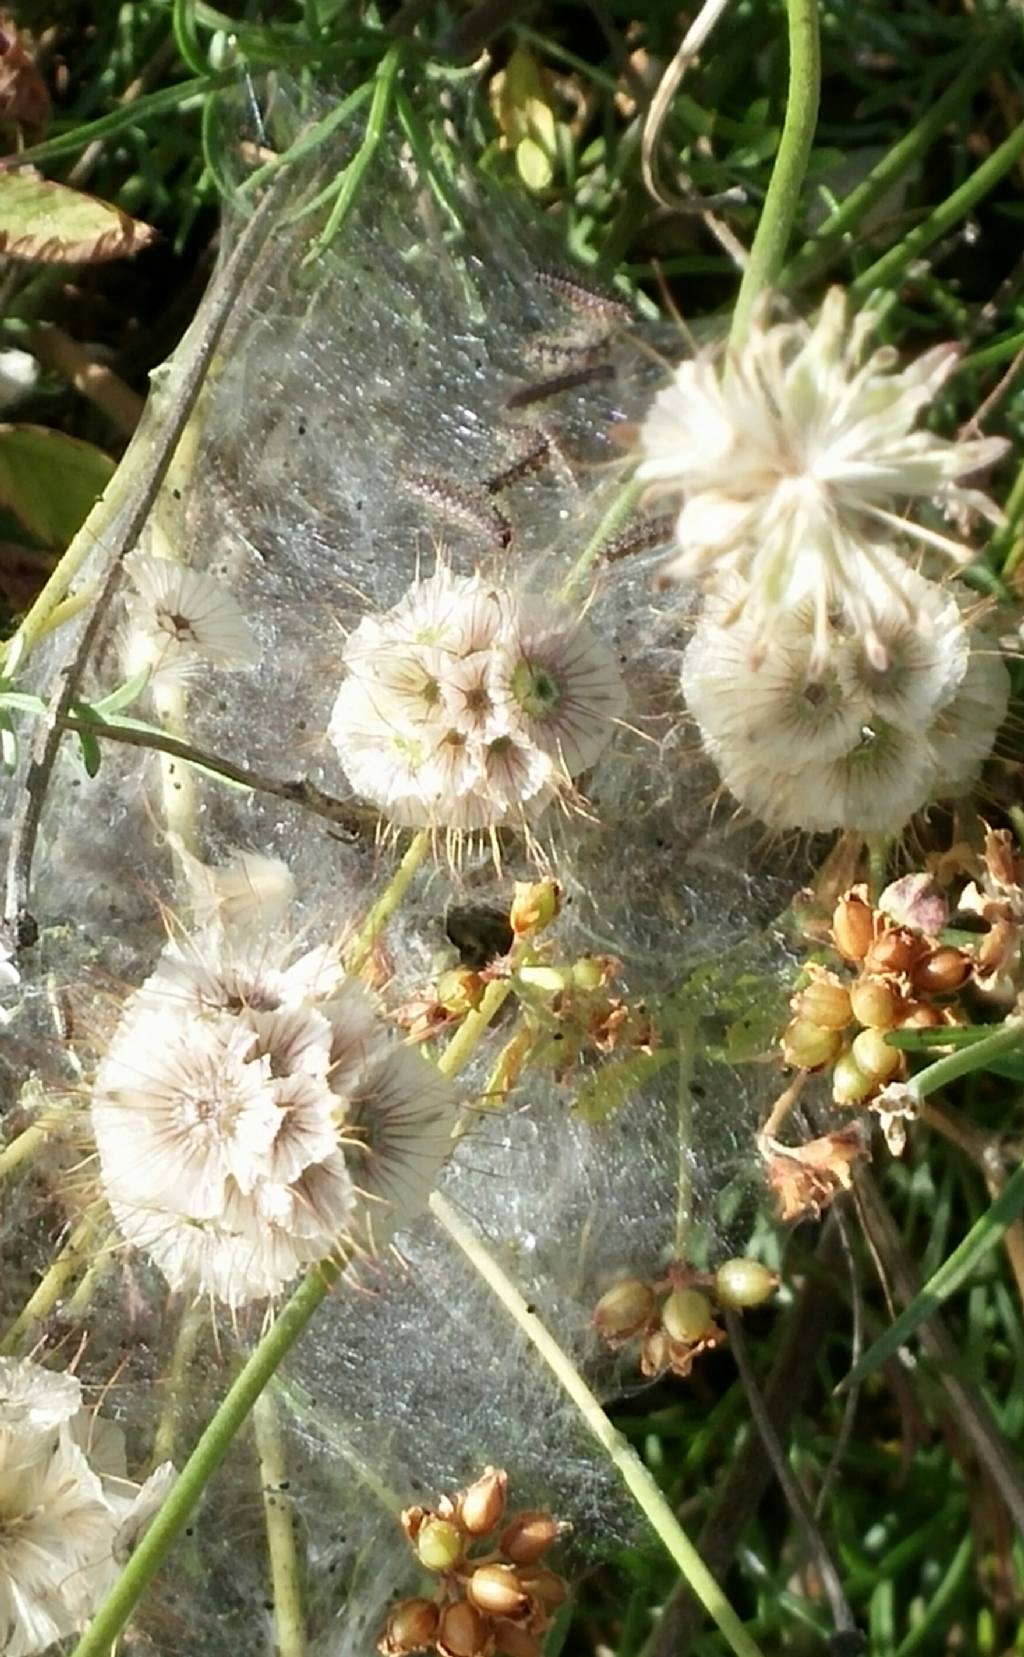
xmin=661 ymin=1287 xmax=714 ymax=1344
xmin=851 ymin=1026 xmax=901 ymax=1084
xmin=714 ymin=1257 xmax=777 ymax=1310
xmin=781 ymin=1017 xmax=842 ymax=1070
xmin=831 ymin=1049 xmax=874 ymax=1106
xmin=415 ymin=1516 xmax=465 ymax=1572
xmin=593 ymin=1278 xmax=655 ymax=1339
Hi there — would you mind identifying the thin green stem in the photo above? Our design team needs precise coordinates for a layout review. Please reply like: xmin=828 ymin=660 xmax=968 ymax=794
xmin=850 ymin=117 xmax=1024 ymax=304
xmin=559 ymin=478 xmax=640 ymax=603
xmin=344 ymin=831 xmax=430 ymax=976
xmin=152 ymin=1301 xmax=205 ymax=1468
xmin=70 ymin=1259 xmax=341 ymax=1657
xmin=906 ymin=1019 xmax=1024 ymax=1102
xmin=430 ymin=1191 xmax=765 ymax=1657
xmin=990 ymin=449 xmax=1024 ymax=576
xmin=304 ymin=45 xmax=403 ymax=260
xmin=782 ymin=21 xmax=1013 ymax=288
xmin=0 ymin=1213 xmax=97 ymax=1354
xmin=729 ymin=0 xmax=821 ymax=347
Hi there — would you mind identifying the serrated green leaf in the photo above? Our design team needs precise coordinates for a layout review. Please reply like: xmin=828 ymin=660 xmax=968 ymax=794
xmin=0 ymin=425 xmax=115 ymax=548
xmin=573 ymin=1048 xmax=675 ymax=1124
xmin=0 ymin=169 xmax=156 ymax=263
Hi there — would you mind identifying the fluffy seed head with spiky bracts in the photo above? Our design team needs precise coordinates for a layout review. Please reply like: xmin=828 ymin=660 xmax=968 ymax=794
xmin=637 ymin=288 xmax=1007 ymax=673
xmin=91 ymin=896 xmax=456 ymax=1305
xmin=328 ymin=568 xmax=626 ymax=835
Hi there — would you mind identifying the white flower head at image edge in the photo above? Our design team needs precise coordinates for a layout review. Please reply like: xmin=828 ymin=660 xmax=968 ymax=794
xmin=328 ymin=566 xmax=627 ymax=833
xmin=637 ymin=288 xmax=1008 ymax=671
xmin=121 ymin=552 xmax=258 ymax=686
xmin=91 ymin=906 xmax=457 ymax=1306
xmin=0 ymin=1355 xmax=174 ymax=1657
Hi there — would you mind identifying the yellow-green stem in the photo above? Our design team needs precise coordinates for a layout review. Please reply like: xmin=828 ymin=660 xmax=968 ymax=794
xmin=152 ymin=1299 xmax=205 ymax=1467
xmin=0 ymin=1111 xmax=68 ymax=1182
xmin=0 ymin=1212 xmax=97 ymax=1353
xmin=430 ymin=1191 xmax=764 ymax=1657
xmin=729 ymin=0 xmax=821 ymax=348
xmin=344 ymin=830 xmax=430 ymax=976
xmin=254 ymin=1392 xmax=308 ymax=1657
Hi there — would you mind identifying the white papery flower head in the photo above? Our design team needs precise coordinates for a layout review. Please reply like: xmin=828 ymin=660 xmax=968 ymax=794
xmin=638 ymin=288 xmax=1007 ymax=671
xmin=92 ymin=915 xmax=456 ymax=1305
xmin=0 ymin=1357 xmax=173 ymax=1657
xmin=329 ymin=568 xmax=625 ymax=837
xmin=122 ymin=553 xmax=258 ymax=686
xmin=682 ymin=559 xmax=1004 ymax=835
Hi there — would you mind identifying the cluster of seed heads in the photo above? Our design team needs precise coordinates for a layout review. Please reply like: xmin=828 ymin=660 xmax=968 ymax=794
xmin=380 ymin=1468 xmax=568 ymax=1657
xmin=782 ymin=885 xmax=972 ymax=1109
xmin=593 ymin=1258 xmax=777 ymax=1379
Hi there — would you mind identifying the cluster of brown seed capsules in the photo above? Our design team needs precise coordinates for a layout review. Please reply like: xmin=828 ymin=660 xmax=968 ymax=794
xmin=593 ymin=1258 xmax=777 ymax=1379
xmin=782 ymin=886 xmax=971 ymax=1107
xmin=379 ymin=1468 xmax=568 ymax=1657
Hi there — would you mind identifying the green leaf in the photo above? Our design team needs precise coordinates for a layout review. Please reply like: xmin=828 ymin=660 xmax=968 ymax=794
xmin=76 ymin=728 xmax=102 ymax=777
xmin=85 ymin=668 xmax=151 ymax=718
xmin=840 ymin=1159 xmax=1024 ymax=1391
xmin=0 ymin=425 xmax=115 ymax=548
xmin=0 ymin=169 xmax=156 ymax=263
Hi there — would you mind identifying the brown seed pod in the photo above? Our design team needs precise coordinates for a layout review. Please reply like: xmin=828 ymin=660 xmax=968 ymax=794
xmin=518 ymin=1567 xmax=569 ymax=1613
xmin=466 ymin=1563 xmax=531 ymax=1620
xmin=864 ymin=928 xmax=922 ymax=978
xmin=500 ymin=1511 xmax=559 ymax=1566
xmin=792 ymin=976 xmax=853 ymax=1031
xmin=849 ymin=976 xmax=902 ymax=1030
xmin=832 ymin=889 xmax=875 ymax=962
xmin=898 ymin=1000 xmax=945 ymax=1029
xmin=912 ymin=947 xmax=971 ymax=996
xmin=458 ymin=1467 xmax=508 ymax=1538
xmin=379 ymin=1598 xmax=441 ymax=1656
xmin=851 ymin=1027 xmax=901 ymax=1085
xmin=493 ymin=1622 xmax=544 ymax=1657
xmin=437 ymin=1602 xmax=495 ymax=1657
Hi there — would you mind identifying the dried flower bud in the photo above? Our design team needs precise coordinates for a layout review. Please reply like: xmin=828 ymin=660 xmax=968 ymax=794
xmin=832 ymin=889 xmax=874 ymax=962
xmin=713 ymin=1257 xmax=777 ymax=1310
xmin=379 ymin=1598 xmax=441 ymax=1655
xmin=437 ymin=1601 xmax=494 ymax=1657
xmin=593 ymin=1277 xmax=655 ymax=1341
xmin=850 ymin=1027 xmax=901 ymax=1085
xmin=510 ymin=879 xmax=561 ymax=937
xmin=849 ymin=977 xmax=901 ymax=1031
xmin=639 ymin=1326 xmax=670 ymax=1377
xmin=467 ymin=1563 xmax=531 ymax=1620
xmin=831 ymin=1050 xmax=875 ymax=1106
xmin=500 ymin=1511 xmax=559 ymax=1566
xmin=898 ymin=1000 xmax=944 ymax=1029
xmin=781 ymin=1017 xmax=843 ymax=1070
xmin=437 ymin=968 xmax=485 ymax=1016
xmin=912 ymin=947 xmax=971 ymax=996
xmin=792 ymin=976 xmax=852 ymax=1031
xmin=661 ymin=1287 xmax=714 ymax=1344
xmin=864 ymin=928 xmax=922 ymax=978
xmin=415 ymin=1516 xmax=465 ymax=1572
xmin=493 ymin=1622 xmax=544 ymax=1657
xmin=518 ymin=1567 xmax=569 ymax=1613
xmin=458 ymin=1466 xmax=508 ymax=1537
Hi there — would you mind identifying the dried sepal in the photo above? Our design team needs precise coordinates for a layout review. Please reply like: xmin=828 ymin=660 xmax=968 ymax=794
xmin=763 ymin=1125 xmax=868 ymax=1223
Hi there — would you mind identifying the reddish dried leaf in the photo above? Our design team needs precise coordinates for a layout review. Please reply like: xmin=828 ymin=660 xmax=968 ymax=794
xmin=0 ymin=168 xmax=156 ymax=263
xmin=0 ymin=15 xmax=50 ymax=140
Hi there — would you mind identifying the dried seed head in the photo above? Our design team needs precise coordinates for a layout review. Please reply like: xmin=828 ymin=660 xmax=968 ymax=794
xmin=509 ymin=879 xmax=561 ymax=937
xmin=458 ymin=1467 xmax=509 ymax=1538
xmin=493 ymin=1622 xmax=544 ymax=1657
xmin=518 ymin=1567 xmax=569 ymax=1613
xmin=713 ymin=1258 xmax=778 ymax=1310
xmin=831 ymin=1049 xmax=875 ymax=1106
xmin=864 ymin=928 xmax=922 ymax=978
xmin=851 ymin=1027 xmax=901 ymax=1085
xmin=379 ymin=1598 xmax=441 ymax=1655
xmin=832 ymin=889 xmax=875 ymax=962
xmin=499 ymin=1511 xmax=559 ymax=1566
xmin=781 ymin=1017 xmax=843 ymax=1070
xmin=912 ymin=947 xmax=971 ymax=996
xmin=792 ymin=976 xmax=852 ymax=1031
xmin=467 ymin=1563 xmax=531 ymax=1620
xmin=661 ymin=1287 xmax=714 ymax=1344
xmin=849 ymin=977 xmax=902 ymax=1031
xmin=437 ymin=1601 xmax=495 ymax=1657
xmin=593 ymin=1277 xmax=655 ymax=1341
xmin=416 ymin=1516 xmax=466 ymax=1572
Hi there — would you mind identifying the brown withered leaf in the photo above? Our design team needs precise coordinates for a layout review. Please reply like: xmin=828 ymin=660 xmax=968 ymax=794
xmin=763 ymin=1124 xmax=868 ymax=1223
xmin=0 ymin=168 xmax=156 ymax=263
xmin=0 ymin=15 xmax=51 ymax=140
